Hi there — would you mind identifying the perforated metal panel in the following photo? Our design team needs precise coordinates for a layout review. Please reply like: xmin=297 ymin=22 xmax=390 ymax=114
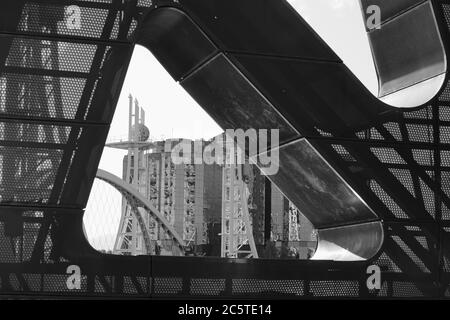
xmin=0 ymin=0 xmax=450 ymax=300
xmin=232 ymin=279 xmax=304 ymax=296
xmin=153 ymin=277 xmax=183 ymax=295
xmin=309 ymin=280 xmax=359 ymax=297
xmin=190 ymin=279 xmax=226 ymax=296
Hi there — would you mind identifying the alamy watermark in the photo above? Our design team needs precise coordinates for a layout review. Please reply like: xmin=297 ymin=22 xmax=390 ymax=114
xmin=63 ymin=3 xmax=381 ymax=32
xmin=167 ymin=129 xmax=280 ymax=176
xmin=366 ymin=5 xmax=381 ymax=30
xmin=66 ymin=265 xmax=81 ymax=290
xmin=366 ymin=265 xmax=381 ymax=290
xmin=65 ymin=5 xmax=82 ymax=30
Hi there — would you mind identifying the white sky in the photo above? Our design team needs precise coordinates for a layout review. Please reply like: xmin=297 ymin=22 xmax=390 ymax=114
xmin=84 ymin=0 xmax=378 ymax=250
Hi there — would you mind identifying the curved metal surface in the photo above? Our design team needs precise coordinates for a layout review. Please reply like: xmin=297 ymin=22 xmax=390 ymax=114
xmin=312 ymin=221 xmax=384 ymax=261
xmin=259 ymin=139 xmax=379 ymax=228
xmin=360 ymin=0 xmax=427 ymax=27
xmin=96 ymin=169 xmax=185 ymax=251
xmin=136 ymin=3 xmax=385 ymax=252
xmin=136 ymin=7 xmax=217 ymax=81
xmin=359 ymin=0 xmax=447 ymax=107
xmin=0 ymin=0 xmax=449 ymax=298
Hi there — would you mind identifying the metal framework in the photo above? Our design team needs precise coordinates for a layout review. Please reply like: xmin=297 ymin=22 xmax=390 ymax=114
xmin=111 ymin=94 xmax=149 ymax=255
xmin=0 ymin=0 xmax=450 ymax=299
xmin=96 ymin=169 xmax=185 ymax=255
xmin=221 ymin=163 xmax=258 ymax=259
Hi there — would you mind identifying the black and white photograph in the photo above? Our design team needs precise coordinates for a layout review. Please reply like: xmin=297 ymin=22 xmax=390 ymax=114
xmin=0 ymin=0 xmax=448 ymax=309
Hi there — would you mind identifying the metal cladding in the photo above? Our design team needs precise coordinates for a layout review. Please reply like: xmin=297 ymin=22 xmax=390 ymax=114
xmin=136 ymin=2 xmax=383 ymax=261
xmin=0 ymin=0 xmax=449 ymax=298
xmin=360 ymin=0 xmax=447 ymax=106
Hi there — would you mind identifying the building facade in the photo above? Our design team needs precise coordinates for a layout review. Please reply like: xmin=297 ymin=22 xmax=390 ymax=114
xmin=114 ymin=135 xmax=317 ymax=259
xmin=116 ymin=139 xmax=224 ymax=256
xmin=109 ymin=99 xmax=316 ymax=258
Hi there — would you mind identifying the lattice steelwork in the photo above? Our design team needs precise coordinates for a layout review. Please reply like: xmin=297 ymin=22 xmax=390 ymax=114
xmin=221 ymin=163 xmax=258 ymax=259
xmin=83 ymin=178 xmax=122 ymax=253
xmin=2 ymin=0 xmax=450 ymax=299
xmin=0 ymin=0 xmax=149 ymax=297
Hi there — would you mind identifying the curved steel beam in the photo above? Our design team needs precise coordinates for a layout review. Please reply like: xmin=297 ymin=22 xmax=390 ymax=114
xmin=135 ymin=4 xmax=390 ymax=261
xmin=96 ymin=169 xmax=185 ymax=252
xmin=358 ymin=0 xmax=447 ymax=108
xmin=312 ymin=221 xmax=384 ymax=261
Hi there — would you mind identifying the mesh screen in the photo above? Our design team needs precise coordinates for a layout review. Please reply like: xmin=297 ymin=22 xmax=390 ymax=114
xmin=0 ymin=147 xmax=63 ymax=203
xmin=191 ymin=278 xmax=226 ymax=296
xmin=1 ymin=0 xmax=450 ymax=299
xmin=392 ymin=281 xmax=426 ymax=297
xmin=0 ymin=122 xmax=70 ymax=144
xmin=153 ymin=277 xmax=183 ymax=295
xmin=5 ymin=37 xmax=99 ymax=74
xmin=0 ymin=74 xmax=86 ymax=120
xmin=123 ymin=276 xmax=148 ymax=294
xmin=232 ymin=279 xmax=303 ymax=296
xmin=442 ymin=227 xmax=450 ymax=272
xmin=309 ymin=280 xmax=359 ymax=297
xmin=14 ymin=3 xmax=135 ymax=42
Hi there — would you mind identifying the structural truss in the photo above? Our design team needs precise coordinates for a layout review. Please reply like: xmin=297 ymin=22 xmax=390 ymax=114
xmin=0 ymin=0 xmax=450 ymax=299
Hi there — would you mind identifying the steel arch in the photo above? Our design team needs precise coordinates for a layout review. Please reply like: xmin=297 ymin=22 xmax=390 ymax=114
xmin=95 ymin=169 xmax=185 ymax=254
